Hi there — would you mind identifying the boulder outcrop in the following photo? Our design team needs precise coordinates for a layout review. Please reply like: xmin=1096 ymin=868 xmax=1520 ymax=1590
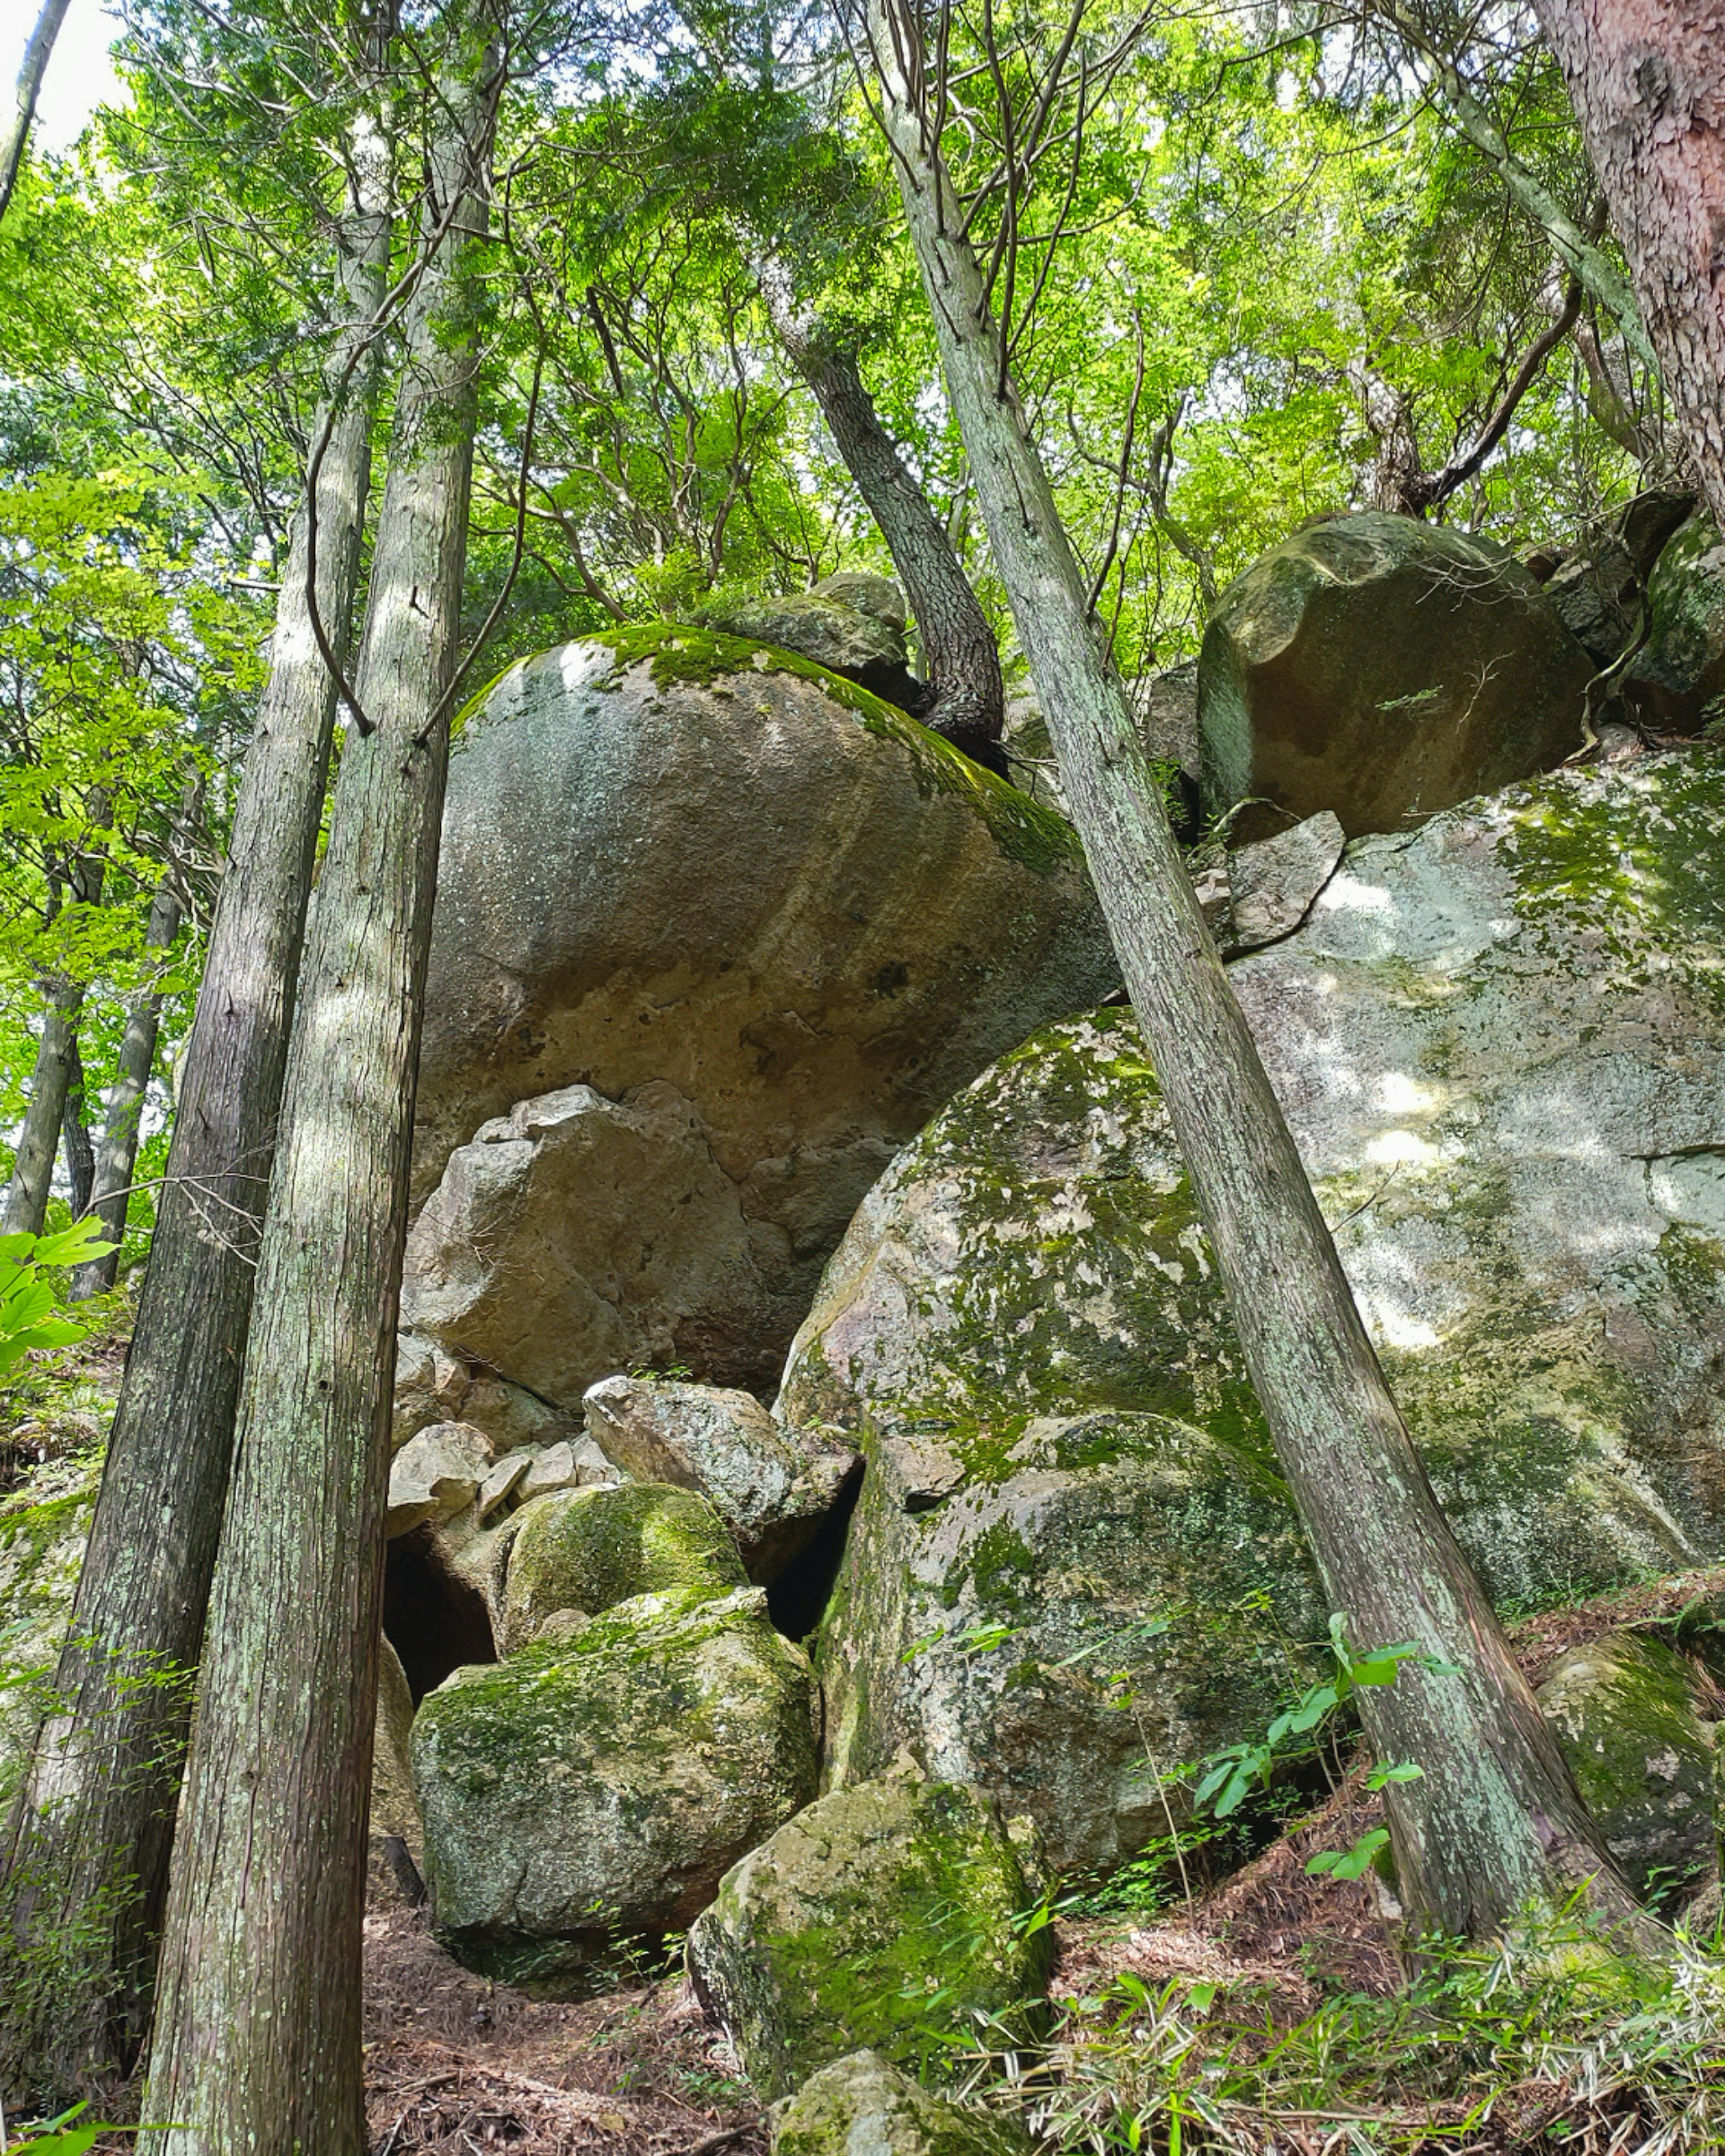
xmin=413 ymin=1584 xmax=818 ymax=1985
xmin=687 ymin=1772 xmax=1049 ymax=2100
xmin=770 ymin=2051 xmax=1030 ymax=2156
xmin=1623 ymin=510 xmax=1725 ymax=734
xmin=783 ymin=757 xmax=1725 ymax=1869
xmin=407 ymin=626 xmax=1115 ymax=1401
xmin=1198 ymin=512 xmax=1592 ymax=839
xmin=0 ymin=1452 xmax=98 ymax=1802
xmin=500 ymin=1480 xmax=746 ymax=1653
xmin=582 ymin=1374 xmax=857 ymax=1582
xmin=1536 ymin=1631 xmax=1721 ymax=1902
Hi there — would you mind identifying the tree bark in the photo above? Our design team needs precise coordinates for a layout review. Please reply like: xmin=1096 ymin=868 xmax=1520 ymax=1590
xmin=0 ymin=0 xmax=71 ymax=225
xmin=0 ymin=142 xmax=391 ymax=2109
xmin=756 ymin=251 xmax=1006 ymax=762
xmin=69 ymin=810 xmax=196 ymax=1301
xmin=4 ymin=830 xmax=107 ymax=1240
xmin=865 ymin=0 xmax=1650 ymax=1944
xmin=1530 ymin=0 xmax=1725 ymax=530
xmin=60 ymin=1042 xmax=94 ymax=1220
xmin=140 ymin=27 xmax=498 ymax=2150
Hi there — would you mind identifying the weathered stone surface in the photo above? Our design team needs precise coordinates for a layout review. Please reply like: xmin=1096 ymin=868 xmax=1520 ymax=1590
xmin=782 ymin=759 xmax=1725 ymax=1869
xmin=1198 ymin=512 xmax=1593 ymax=839
xmin=393 ymin=1331 xmax=575 ymax=1457
xmin=583 ymin=1374 xmax=857 ymax=1582
xmin=687 ymin=1772 xmax=1049 ymax=2101
xmin=1545 ymin=490 xmax=1695 ymax=669
xmin=372 ymin=1634 xmax=425 ymax=1870
xmin=1623 ymin=511 xmax=1725 ymax=734
xmin=770 ymin=2051 xmax=1030 ymax=2156
xmin=0 ymin=1452 xmax=98 ymax=1804
xmin=700 ymin=588 xmax=919 ymax=709
xmin=500 ymin=1481 xmax=747 ymax=1653
xmin=386 ymin=1423 xmax=493 ymax=1540
xmin=1537 ymin=1632 xmax=1721 ymax=1902
xmin=413 ymin=1584 xmax=818 ymax=1985
xmin=1192 ymin=812 xmax=1346 ymax=956
xmin=409 ymin=628 xmax=1114 ymax=1403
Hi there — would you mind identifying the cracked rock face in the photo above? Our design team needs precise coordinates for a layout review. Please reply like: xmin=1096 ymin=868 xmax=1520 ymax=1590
xmin=407 ymin=629 xmax=1115 ymax=1400
xmin=782 ymin=758 xmax=1725 ymax=1868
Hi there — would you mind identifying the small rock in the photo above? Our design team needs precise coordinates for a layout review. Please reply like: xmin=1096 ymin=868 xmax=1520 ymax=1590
xmin=519 ymin=1442 xmax=577 ymax=1500
xmin=371 ymin=1635 xmax=424 ymax=1872
xmin=477 ymin=1452 xmax=533 ymax=1519
xmin=811 ymin=572 xmax=907 ymax=631
xmin=500 ymin=1481 xmax=747 ymax=1654
xmin=1226 ymin=810 xmax=1345 ymax=951
xmin=770 ymin=2051 xmax=1029 ymax=2156
xmin=387 ymin=1423 xmax=494 ymax=1540
xmin=413 ymin=1584 xmax=818 ymax=1985
xmin=1537 ymin=1631 xmax=1721 ymax=1901
xmin=700 ymin=587 xmax=920 ymax=710
xmin=583 ymin=1374 xmax=856 ymax=1581
xmin=686 ymin=1772 xmax=1051 ymax=2101
xmin=392 ymin=1332 xmax=471 ymax=1452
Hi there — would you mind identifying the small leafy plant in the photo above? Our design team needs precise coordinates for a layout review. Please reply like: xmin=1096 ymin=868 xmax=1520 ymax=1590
xmin=2 ymin=2102 xmax=130 ymax=2153
xmin=0 ymin=1219 xmax=117 ymax=1377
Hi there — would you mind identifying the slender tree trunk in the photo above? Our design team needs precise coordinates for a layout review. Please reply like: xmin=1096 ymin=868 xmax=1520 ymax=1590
xmin=141 ymin=30 xmax=498 ymax=2150
xmin=865 ymin=0 xmax=1650 ymax=1944
xmin=69 ymin=812 xmax=196 ymax=1300
xmin=60 ymin=1043 xmax=93 ymax=1220
xmin=0 ymin=147 xmax=391 ymax=2108
xmin=4 ymin=828 xmax=107 ymax=1239
xmin=0 ymin=0 xmax=71 ymax=225
xmin=1530 ymin=0 xmax=1725 ymax=530
xmin=756 ymin=251 xmax=1005 ymax=761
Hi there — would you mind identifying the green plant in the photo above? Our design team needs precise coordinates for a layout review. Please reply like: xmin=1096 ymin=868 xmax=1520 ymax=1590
xmin=0 ymin=1220 xmax=117 ymax=1377
xmin=2 ymin=2101 xmax=131 ymax=2152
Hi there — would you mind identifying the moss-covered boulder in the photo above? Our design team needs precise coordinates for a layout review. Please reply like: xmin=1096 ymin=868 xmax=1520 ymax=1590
xmin=687 ymin=1772 xmax=1049 ymax=2101
xmin=1198 ymin=512 xmax=1592 ymax=839
xmin=699 ymin=583 xmax=921 ymax=711
xmin=500 ymin=1481 xmax=744 ymax=1652
xmin=1622 ymin=511 xmax=1725 ymax=733
xmin=0 ymin=1453 xmax=100 ymax=1804
xmin=404 ymin=627 xmax=1115 ymax=1404
xmin=412 ymin=1583 xmax=816 ymax=1985
xmin=783 ymin=759 xmax=1725 ymax=1871
xmin=770 ymin=2050 xmax=1030 ymax=2156
xmin=1537 ymin=1632 xmax=1721 ymax=1902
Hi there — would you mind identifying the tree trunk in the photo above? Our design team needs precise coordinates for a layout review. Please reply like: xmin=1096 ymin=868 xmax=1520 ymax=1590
xmin=865 ymin=0 xmax=1650 ymax=1944
xmin=60 ymin=1042 xmax=94 ymax=1220
xmin=0 ymin=0 xmax=71 ymax=225
xmin=1530 ymin=0 xmax=1725 ymax=530
xmin=756 ymin=251 xmax=1005 ymax=763
xmin=69 ymin=829 xmax=194 ymax=1301
xmin=140 ymin=31 xmax=498 ymax=2151
xmin=4 ymin=829 xmax=107 ymax=1239
xmin=0 ymin=148 xmax=390 ymax=2109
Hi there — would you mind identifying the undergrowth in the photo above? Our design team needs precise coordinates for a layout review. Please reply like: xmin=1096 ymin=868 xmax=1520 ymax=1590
xmin=953 ymin=1904 xmax=1725 ymax=2155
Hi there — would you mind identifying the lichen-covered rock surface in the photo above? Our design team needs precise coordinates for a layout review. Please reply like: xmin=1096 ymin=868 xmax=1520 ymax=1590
xmin=1623 ymin=510 xmax=1725 ymax=733
xmin=1536 ymin=1631 xmax=1721 ymax=1901
xmin=583 ymin=1374 xmax=856 ymax=1582
xmin=686 ymin=1772 xmax=1049 ymax=2102
xmin=0 ymin=1452 xmax=99 ymax=1803
xmin=412 ymin=1583 xmax=817 ymax=1987
xmin=770 ymin=2050 xmax=1031 ymax=2156
xmin=1198 ymin=512 xmax=1592 ymax=839
xmin=406 ymin=627 xmax=1115 ymax=1403
xmin=783 ymin=757 xmax=1725 ymax=1869
xmin=500 ymin=1480 xmax=746 ymax=1652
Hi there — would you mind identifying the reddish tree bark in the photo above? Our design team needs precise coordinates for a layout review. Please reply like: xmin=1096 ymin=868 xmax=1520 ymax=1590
xmin=1531 ymin=0 xmax=1725 ymax=525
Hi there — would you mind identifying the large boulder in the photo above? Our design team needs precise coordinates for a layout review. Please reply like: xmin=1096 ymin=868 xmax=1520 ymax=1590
xmin=700 ymin=579 xmax=921 ymax=711
xmin=413 ymin=1584 xmax=818 ymax=1985
xmin=1536 ymin=1631 xmax=1721 ymax=1903
xmin=771 ymin=2051 xmax=1030 ymax=2156
xmin=582 ymin=1374 xmax=857 ymax=1582
xmin=1198 ymin=512 xmax=1593 ymax=839
xmin=686 ymin=1772 xmax=1050 ymax=2100
xmin=782 ymin=757 xmax=1725 ymax=1870
xmin=1622 ymin=510 xmax=1725 ymax=733
xmin=407 ymin=626 xmax=1115 ymax=1401
xmin=500 ymin=1480 xmax=746 ymax=1652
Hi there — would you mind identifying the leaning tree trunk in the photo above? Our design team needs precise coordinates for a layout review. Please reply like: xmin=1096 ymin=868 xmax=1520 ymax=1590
xmin=1530 ymin=0 xmax=1725 ymax=530
xmin=60 ymin=1043 xmax=94 ymax=1220
xmin=0 ymin=149 xmax=391 ymax=2110
xmin=865 ymin=0 xmax=1649 ymax=1944
xmin=756 ymin=251 xmax=1005 ymax=761
xmin=140 ymin=30 xmax=499 ymax=2152
xmin=0 ymin=0 xmax=71 ymax=225
xmin=69 ymin=796 xmax=199 ymax=1301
